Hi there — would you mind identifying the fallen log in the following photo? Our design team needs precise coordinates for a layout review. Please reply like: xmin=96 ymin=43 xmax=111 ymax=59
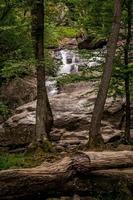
xmin=0 ymin=151 xmax=133 ymax=200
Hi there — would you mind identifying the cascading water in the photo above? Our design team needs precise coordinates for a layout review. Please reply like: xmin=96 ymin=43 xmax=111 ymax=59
xmin=58 ymin=50 xmax=79 ymax=74
xmin=57 ymin=48 xmax=105 ymax=74
xmin=46 ymin=79 xmax=58 ymax=96
xmin=46 ymin=47 xmax=106 ymax=95
xmin=46 ymin=49 xmax=80 ymax=96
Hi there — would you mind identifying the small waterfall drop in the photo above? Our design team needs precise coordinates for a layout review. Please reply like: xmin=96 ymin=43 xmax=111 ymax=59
xmin=46 ymin=79 xmax=58 ymax=96
xmin=58 ymin=50 xmax=79 ymax=74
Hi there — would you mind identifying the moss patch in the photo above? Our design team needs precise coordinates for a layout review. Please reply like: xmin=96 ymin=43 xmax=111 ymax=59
xmin=45 ymin=25 xmax=82 ymax=48
xmin=0 ymin=153 xmax=36 ymax=170
xmin=0 ymin=150 xmax=60 ymax=170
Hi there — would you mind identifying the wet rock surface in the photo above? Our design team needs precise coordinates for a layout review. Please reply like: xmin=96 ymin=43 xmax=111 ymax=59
xmin=78 ymin=36 xmax=107 ymax=50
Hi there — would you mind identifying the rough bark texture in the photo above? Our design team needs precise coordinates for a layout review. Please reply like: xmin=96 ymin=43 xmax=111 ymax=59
xmin=124 ymin=0 xmax=132 ymax=140
xmin=0 ymin=151 xmax=133 ymax=199
xmin=31 ymin=0 xmax=53 ymax=141
xmin=89 ymin=0 xmax=122 ymax=147
xmin=46 ymin=91 xmax=54 ymax=136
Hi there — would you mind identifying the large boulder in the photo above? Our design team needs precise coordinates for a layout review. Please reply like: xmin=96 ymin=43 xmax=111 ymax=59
xmin=59 ymin=38 xmax=78 ymax=49
xmin=2 ymin=102 xmax=36 ymax=148
xmin=78 ymin=37 xmax=107 ymax=50
xmin=0 ymin=82 xmax=124 ymax=149
xmin=0 ymin=76 xmax=37 ymax=111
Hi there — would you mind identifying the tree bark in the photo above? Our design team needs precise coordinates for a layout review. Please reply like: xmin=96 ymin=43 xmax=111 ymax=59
xmin=0 ymin=151 xmax=133 ymax=199
xmin=89 ymin=0 xmax=122 ymax=147
xmin=124 ymin=0 xmax=132 ymax=141
xmin=46 ymin=91 xmax=54 ymax=137
xmin=31 ymin=0 xmax=53 ymax=142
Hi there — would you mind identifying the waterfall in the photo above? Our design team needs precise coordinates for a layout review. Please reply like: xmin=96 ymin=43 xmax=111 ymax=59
xmin=46 ymin=47 xmax=106 ymax=96
xmin=58 ymin=50 xmax=79 ymax=74
xmin=46 ymin=50 xmax=79 ymax=96
xmin=58 ymin=48 xmax=105 ymax=74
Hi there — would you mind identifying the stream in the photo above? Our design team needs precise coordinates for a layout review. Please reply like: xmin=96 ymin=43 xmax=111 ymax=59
xmin=46 ymin=47 xmax=106 ymax=96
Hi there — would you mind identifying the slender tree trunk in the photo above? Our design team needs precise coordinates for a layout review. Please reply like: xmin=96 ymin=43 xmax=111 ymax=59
xmin=88 ymin=0 xmax=121 ymax=147
xmin=124 ymin=0 xmax=132 ymax=141
xmin=31 ymin=0 xmax=53 ymax=143
xmin=46 ymin=91 xmax=53 ymax=137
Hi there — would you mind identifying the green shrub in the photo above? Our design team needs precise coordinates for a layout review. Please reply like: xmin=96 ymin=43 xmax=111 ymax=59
xmin=0 ymin=102 xmax=9 ymax=118
xmin=56 ymin=73 xmax=100 ymax=87
xmin=0 ymin=153 xmax=42 ymax=170
xmin=1 ymin=59 xmax=35 ymax=79
xmin=45 ymin=24 xmax=82 ymax=48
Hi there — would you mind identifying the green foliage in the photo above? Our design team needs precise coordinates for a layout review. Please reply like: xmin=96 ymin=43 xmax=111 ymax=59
xmin=42 ymin=140 xmax=53 ymax=153
xmin=45 ymin=24 xmax=81 ymax=48
xmin=0 ymin=0 xmax=33 ymax=82
xmin=0 ymin=150 xmax=57 ymax=170
xmin=109 ymin=77 xmax=125 ymax=98
xmin=0 ymin=150 xmax=59 ymax=170
xmin=59 ymin=0 xmax=113 ymax=37
xmin=0 ymin=102 xmax=9 ymax=118
xmin=109 ymin=53 xmax=133 ymax=98
xmin=45 ymin=50 xmax=59 ymax=76
xmin=45 ymin=0 xmax=111 ymax=47
xmin=0 ymin=153 xmax=36 ymax=170
xmin=115 ymin=179 xmax=132 ymax=200
xmin=28 ymin=140 xmax=54 ymax=154
xmin=57 ymin=73 xmax=99 ymax=86
xmin=1 ymin=59 xmax=35 ymax=79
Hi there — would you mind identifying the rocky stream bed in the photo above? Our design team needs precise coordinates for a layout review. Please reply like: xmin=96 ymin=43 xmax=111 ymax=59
xmin=0 ymin=81 xmax=133 ymax=152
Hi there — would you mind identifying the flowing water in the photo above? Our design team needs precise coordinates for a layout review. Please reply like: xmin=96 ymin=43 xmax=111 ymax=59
xmin=58 ymin=50 xmax=79 ymax=74
xmin=46 ymin=48 xmax=106 ymax=95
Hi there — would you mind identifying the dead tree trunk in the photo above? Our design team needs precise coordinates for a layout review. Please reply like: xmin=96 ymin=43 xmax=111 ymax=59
xmin=31 ymin=0 xmax=53 ymax=143
xmin=89 ymin=0 xmax=122 ymax=147
xmin=0 ymin=151 xmax=133 ymax=199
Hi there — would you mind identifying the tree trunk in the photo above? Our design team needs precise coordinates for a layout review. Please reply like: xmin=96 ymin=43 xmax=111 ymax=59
xmin=31 ymin=0 xmax=53 ymax=142
xmin=89 ymin=0 xmax=121 ymax=147
xmin=46 ymin=91 xmax=54 ymax=137
xmin=124 ymin=0 xmax=132 ymax=141
xmin=0 ymin=151 xmax=133 ymax=199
